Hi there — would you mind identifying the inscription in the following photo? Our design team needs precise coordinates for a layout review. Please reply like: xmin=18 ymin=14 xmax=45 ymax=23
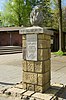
xmin=26 ymin=34 xmax=37 ymax=61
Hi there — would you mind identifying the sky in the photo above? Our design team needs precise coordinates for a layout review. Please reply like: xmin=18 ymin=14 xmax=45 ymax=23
xmin=0 ymin=0 xmax=66 ymax=11
xmin=0 ymin=0 xmax=8 ymax=11
xmin=62 ymin=0 xmax=66 ymax=6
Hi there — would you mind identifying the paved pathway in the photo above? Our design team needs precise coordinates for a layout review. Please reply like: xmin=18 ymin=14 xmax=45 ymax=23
xmin=0 ymin=53 xmax=66 ymax=99
xmin=0 ymin=53 xmax=22 ymax=87
xmin=51 ymin=54 xmax=66 ymax=85
xmin=0 ymin=53 xmax=66 ymax=86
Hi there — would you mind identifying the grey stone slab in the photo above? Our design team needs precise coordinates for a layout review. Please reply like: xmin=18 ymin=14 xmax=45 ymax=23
xmin=31 ymin=93 xmax=52 ymax=100
xmin=14 ymin=82 xmax=23 ymax=89
xmin=5 ymin=87 xmax=26 ymax=96
xmin=22 ymin=91 xmax=34 ymax=96
xmin=0 ymin=94 xmax=21 ymax=100
xmin=19 ymin=26 xmax=53 ymax=35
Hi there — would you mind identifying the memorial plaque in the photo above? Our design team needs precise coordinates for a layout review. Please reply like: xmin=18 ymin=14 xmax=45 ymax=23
xmin=26 ymin=34 xmax=37 ymax=61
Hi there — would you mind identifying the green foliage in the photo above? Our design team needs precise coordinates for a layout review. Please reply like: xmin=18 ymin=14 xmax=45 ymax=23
xmin=2 ymin=0 xmax=32 ymax=26
xmin=50 ymin=0 xmax=66 ymax=31
xmin=0 ymin=0 xmax=62 ymax=28
xmin=40 ymin=0 xmax=52 ymax=27
xmin=49 ymin=0 xmax=59 ymax=29
xmin=54 ymin=50 xmax=64 ymax=56
xmin=1 ymin=0 xmax=52 ymax=27
xmin=0 ymin=12 xmax=3 ymax=27
xmin=1 ymin=0 xmax=63 ymax=28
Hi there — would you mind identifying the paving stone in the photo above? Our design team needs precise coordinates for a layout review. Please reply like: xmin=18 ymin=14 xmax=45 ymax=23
xmin=51 ymin=83 xmax=64 ymax=89
xmin=5 ymin=87 xmax=26 ymax=96
xmin=0 ymin=86 xmax=8 ymax=94
xmin=22 ymin=91 xmax=34 ymax=97
xmin=22 ymin=95 xmax=29 ymax=100
xmin=0 ymin=94 xmax=21 ymax=100
xmin=15 ymin=83 xmax=23 ymax=89
xmin=29 ymin=97 xmax=35 ymax=100
xmin=31 ymin=93 xmax=52 ymax=100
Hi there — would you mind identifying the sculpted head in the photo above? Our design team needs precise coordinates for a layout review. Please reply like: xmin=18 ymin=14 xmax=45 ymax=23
xmin=30 ymin=5 xmax=43 ymax=26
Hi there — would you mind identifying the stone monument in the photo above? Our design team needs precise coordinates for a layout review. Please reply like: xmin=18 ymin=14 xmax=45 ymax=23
xmin=19 ymin=6 xmax=53 ymax=93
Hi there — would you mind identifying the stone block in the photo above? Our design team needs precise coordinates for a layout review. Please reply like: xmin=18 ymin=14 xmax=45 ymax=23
xmin=44 ymin=34 xmax=51 ymax=40
xmin=38 ymin=72 xmax=50 ymax=86
xmin=35 ymin=83 xmax=50 ymax=93
xmin=38 ymin=34 xmax=51 ymax=40
xmin=23 ymin=72 xmax=37 ymax=84
xmin=22 ymin=40 xmax=26 ymax=48
xmin=38 ymin=74 xmax=45 ymax=85
xmin=38 ymin=34 xmax=45 ymax=40
xmin=44 ymin=82 xmax=50 ymax=91
xmin=46 ymin=40 xmax=51 ymax=48
xmin=38 ymin=49 xmax=44 ymax=60
xmin=48 ymin=49 xmax=51 ymax=58
xmin=27 ymin=61 xmax=34 ymax=72
xmin=23 ymin=48 xmax=26 ymax=60
xmin=44 ymin=49 xmax=49 ymax=60
xmin=22 ymin=60 xmax=27 ymax=71
xmin=35 ymin=85 xmax=44 ymax=93
xmin=45 ymin=71 xmax=50 ymax=84
xmin=38 ymin=40 xmax=46 ymax=48
xmin=50 ymin=69 xmax=51 ymax=80
xmin=35 ymin=61 xmax=44 ymax=73
xmin=22 ymin=34 xmax=26 ymax=40
xmin=44 ymin=60 xmax=50 ymax=72
xmin=27 ymin=84 xmax=35 ymax=91
xmin=22 ymin=83 xmax=27 ymax=90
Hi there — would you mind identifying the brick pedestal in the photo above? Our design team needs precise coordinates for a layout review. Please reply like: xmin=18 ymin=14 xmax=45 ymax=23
xmin=20 ymin=26 xmax=53 ymax=93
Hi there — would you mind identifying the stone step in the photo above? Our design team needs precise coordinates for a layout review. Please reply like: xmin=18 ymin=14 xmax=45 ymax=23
xmin=0 ymin=49 xmax=22 ymax=52
xmin=0 ymin=46 xmax=22 ymax=54
xmin=0 ymin=46 xmax=22 ymax=50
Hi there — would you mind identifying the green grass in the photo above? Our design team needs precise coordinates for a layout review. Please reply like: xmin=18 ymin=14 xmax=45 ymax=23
xmin=54 ymin=50 xmax=64 ymax=56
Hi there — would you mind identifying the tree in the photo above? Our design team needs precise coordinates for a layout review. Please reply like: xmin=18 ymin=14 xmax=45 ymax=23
xmin=2 ymin=0 xmax=32 ymax=26
xmin=40 ymin=0 xmax=52 ymax=27
xmin=1 ymin=0 xmax=52 ymax=27
xmin=62 ymin=7 xmax=66 ymax=31
xmin=58 ymin=0 xmax=64 ymax=51
xmin=50 ymin=0 xmax=59 ymax=29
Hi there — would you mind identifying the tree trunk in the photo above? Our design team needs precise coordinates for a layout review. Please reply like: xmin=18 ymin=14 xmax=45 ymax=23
xmin=58 ymin=0 xmax=63 ymax=51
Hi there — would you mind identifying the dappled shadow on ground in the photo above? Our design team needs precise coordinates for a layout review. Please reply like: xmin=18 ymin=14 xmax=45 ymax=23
xmin=0 ymin=82 xmax=15 ymax=85
xmin=57 ymin=86 xmax=66 ymax=99
xmin=44 ymin=84 xmax=66 ymax=99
